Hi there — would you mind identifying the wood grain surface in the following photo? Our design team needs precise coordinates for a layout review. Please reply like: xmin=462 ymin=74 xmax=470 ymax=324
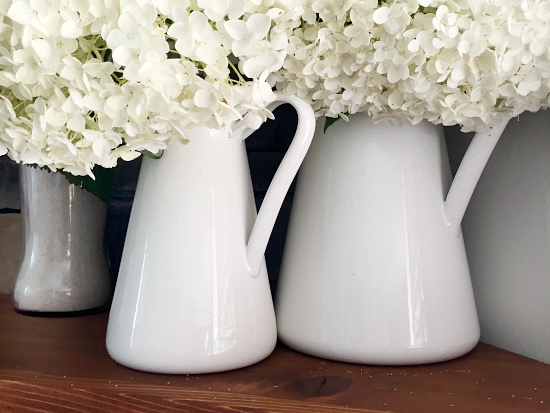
xmin=0 ymin=295 xmax=549 ymax=413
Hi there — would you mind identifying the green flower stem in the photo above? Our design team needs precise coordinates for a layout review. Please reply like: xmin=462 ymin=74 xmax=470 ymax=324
xmin=228 ymin=60 xmax=245 ymax=83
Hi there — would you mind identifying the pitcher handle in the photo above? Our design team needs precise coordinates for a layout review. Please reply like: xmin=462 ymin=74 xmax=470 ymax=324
xmin=444 ymin=118 xmax=510 ymax=233
xmin=244 ymin=92 xmax=315 ymax=277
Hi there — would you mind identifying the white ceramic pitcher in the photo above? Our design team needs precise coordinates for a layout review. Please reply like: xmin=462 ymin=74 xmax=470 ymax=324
xmin=106 ymin=94 xmax=315 ymax=374
xmin=276 ymin=114 xmax=509 ymax=365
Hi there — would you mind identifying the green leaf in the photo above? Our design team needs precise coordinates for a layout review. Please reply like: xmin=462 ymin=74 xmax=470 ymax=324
xmin=324 ymin=113 xmax=351 ymax=133
xmin=28 ymin=164 xmax=114 ymax=205
xmin=324 ymin=116 xmax=340 ymax=133
xmin=59 ymin=165 xmax=114 ymax=205
xmin=140 ymin=149 xmax=164 ymax=159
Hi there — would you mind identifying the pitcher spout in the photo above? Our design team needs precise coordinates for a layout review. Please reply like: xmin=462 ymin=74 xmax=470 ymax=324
xmin=444 ymin=119 xmax=510 ymax=233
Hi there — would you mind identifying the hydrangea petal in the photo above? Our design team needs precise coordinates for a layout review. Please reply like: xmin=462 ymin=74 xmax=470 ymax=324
xmin=7 ymin=1 xmax=33 ymax=25
xmin=224 ymin=19 xmax=247 ymax=41
xmin=373 ymin=7 xmax=390 ymax=25
xmin=246 ymin=14 xmax=271 ymax=39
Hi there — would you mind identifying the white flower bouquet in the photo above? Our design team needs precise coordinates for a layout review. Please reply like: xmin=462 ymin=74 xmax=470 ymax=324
xmin=271 ymin=0 xmax=550 ymax=131
xmin=0 ymin=0 xmax=301 ymax=178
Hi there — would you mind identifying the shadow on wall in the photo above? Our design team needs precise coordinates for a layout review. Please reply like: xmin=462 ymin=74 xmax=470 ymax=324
xmin=0 ymin=156 xmax=20 ymax=211
xmin=445 ymin=125 xmax=475 ymax=177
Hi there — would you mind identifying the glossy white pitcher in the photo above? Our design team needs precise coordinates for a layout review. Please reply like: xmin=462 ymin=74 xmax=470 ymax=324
xmin=106 ymin=94 xmax=315 ymax=374
xmin=276 ymin=114 xmax=509 ymax=365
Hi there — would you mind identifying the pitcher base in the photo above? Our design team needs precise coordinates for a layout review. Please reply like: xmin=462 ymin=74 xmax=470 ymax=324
xmin=279 ymin=335 xmax=480 ymax=366
xmin=106 ymin=340 xmax=277 ymax=374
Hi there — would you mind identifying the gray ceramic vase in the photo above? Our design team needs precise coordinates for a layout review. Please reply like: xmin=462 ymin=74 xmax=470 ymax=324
xmin=13 ymin=166 xmax=111 ymax=313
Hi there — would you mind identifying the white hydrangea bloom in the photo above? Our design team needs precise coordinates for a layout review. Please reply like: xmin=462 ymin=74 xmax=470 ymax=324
xmin=0 ymin=0 xmax=297 ymax=177
xmin=271 ymin=0 xmax=550 ymax=131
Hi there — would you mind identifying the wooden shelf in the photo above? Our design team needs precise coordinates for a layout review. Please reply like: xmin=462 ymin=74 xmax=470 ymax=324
xmin=0 ymin=296 xmax=548 ymax=412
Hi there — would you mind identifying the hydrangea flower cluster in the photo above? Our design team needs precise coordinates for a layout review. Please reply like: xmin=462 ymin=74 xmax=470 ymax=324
xmin=0 ymin=0 xmax=301 ymax=177
xmin=271 ymin=0 xmax=550 ymax=131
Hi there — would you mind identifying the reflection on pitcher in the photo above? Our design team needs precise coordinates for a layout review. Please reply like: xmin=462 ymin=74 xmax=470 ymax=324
xmin=276 ymin=114 xmax=509 ymax=365
xmin=106 ymin=94 xmax=315 ymax=374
